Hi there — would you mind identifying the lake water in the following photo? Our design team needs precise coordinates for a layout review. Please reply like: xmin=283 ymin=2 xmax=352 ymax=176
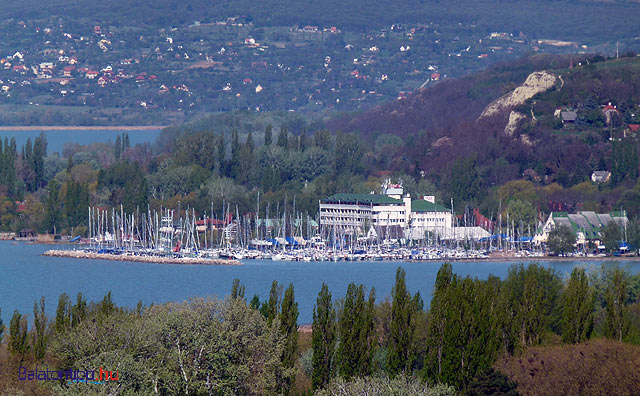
xmin=2 ymin=241 xmax=640 ymax=325
xmin=0 ymin=129 xmax=162 ymax=154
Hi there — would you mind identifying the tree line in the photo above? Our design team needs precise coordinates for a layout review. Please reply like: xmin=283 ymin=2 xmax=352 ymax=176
xmin=2 ymin=263 xmax=640 ymax=395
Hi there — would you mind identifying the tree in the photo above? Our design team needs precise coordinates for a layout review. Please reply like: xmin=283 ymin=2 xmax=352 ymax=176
xmin=312 ymin=283 xmax=336 ymax=390
xmin=8 ymin=310 xmax=28 ymax=359
xmin=547 ymin=225 xmax=576 ymax=256
xmin=0 ymin=308 xmax=4 ymax=345
xmin=33 ymin=296 xmax=47 ymax=361
xmin=279 ymin=283 xmax=299 ymax=395
xmin=71 ymin=292 xmax=87 ymax=327
xmin=55 ymin=292 xmax=72 ymax=334
xmin=425 ymin=263 xmax=453 ymax=381
xmin=231 ymin=278 xmax=246 ymax=300
xmin=277 ymin=125 xmax=289 ymax=149
xmin=337 ymin=283 xmax=376 ymax=379
xmin=502 ymin=264 xmax=562 ymax=350
xmin=263 ymin=280 xmax=283 ymax=325
xmin=604 ymin=268 xmax=629 ymax=342
xmin=115 ymin=134 xmax=122 ymax=160
xmin=387 ymin=267 xmax=421 ymax=376
xmin=249 ymin=294 xmax=261 ymax=310
xmin=601 ymin=220 xmax=623 ymax=253
xmin=265 ymin=124 xmax=273 ymax=146
xmin=562 ymin=268 xmax=594 ymax=344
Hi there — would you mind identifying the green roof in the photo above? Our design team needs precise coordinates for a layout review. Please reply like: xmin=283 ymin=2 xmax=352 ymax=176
xmin=321 ymin=193 xmax=402 ymax=205
xmin=411 ymin=200 xmax=450 ymax=213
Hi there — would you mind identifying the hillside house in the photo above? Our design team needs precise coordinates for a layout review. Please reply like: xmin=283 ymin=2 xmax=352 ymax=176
xmin=591 ymin=171 xmax=611 ymax=184
xmin=561 ymin=110 xmax=577 ymax=123
xmin=625 ymin=124 xmax=640 ymax=137
xmin=534 ymin=210 xmax=628 ymax=247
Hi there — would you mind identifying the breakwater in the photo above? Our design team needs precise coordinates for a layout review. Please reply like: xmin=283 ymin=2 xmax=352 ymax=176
xmin=43 ymin=250 xmax=241 ymax=266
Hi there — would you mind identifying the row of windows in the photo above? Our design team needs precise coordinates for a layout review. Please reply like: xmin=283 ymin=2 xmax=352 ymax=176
xmin=413 ymin=217 xmax=446 ymax=223
xmin=321 ymin=208 xmax=370 ymax=214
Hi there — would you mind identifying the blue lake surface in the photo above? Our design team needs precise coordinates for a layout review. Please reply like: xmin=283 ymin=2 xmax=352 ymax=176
xmin=0 ymin=129 xmax=162 ymax=154
xmin=2 ymin=241 xmax=640 ymax=326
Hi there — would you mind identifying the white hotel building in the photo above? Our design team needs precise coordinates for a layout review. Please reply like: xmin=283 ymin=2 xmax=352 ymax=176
xmin=319 ymin=185 xmax=457 ymax=240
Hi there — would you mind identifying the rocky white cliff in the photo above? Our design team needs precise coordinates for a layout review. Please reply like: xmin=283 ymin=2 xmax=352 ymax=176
xmin=480 ymin=71 xmax=557 ymax=119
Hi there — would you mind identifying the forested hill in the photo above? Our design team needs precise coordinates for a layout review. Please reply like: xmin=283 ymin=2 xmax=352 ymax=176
xmin=1 ymin=0 xmax=639 ymax=124
xmin=7 ymin=0 xmax=640 ymax=41
xmin=325 ymin=53 xmax=640 ymax=217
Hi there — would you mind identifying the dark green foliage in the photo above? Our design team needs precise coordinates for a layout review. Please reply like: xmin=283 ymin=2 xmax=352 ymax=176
xmin=279 ymin=283 xmax=299 ymax=395
xmin=115 ymin=134 xmax=122 ymax=160
xmin=55 ymin=292 xmax=72 ymax=334
xmin=249 ymin=294 xmax=261 ymax=310
xmin=277 ymin=126 xmax=289 ymax=149
xmin=387 ymin=267 xmax=421 ymax=377
xmin=8 ymin=310 xmax=28 ymax=358
xmin=33 ymin=296 xmax=47 ymax=361
xmin=448 ymin=157 xmax=482 ymax=206
xmin=173 ymin=130 xmax=221 ymax=172
xmin=463 ymin=368 xmax=520 ymax=396
xmin=71 ymin=292 xmax=87 ymax=327
xmin=337 ymin=283 xmax=376 ymax=379
xmin=424 ymin=264 xmax=503 ymax=388
xmin=99 ymin=290 xmax=116 ymax=317
xmin=604 ymin=268 xmax=630 ymax=342
xmin=601 ymin=220 xmax=624 ymax=253
xmin=231 ymin=278 xmax=246 ymax=300
xmin=64 ymin=181 xmax=90 ymax=228
xmin=547 ymin=225 xmax=576 ymax=256
xmin=312 ymin=283 xmax=336 ymax=390
xmin=265 ymin=280 xmax=283 ymax=325
xmin=265 ymin=124 xmax=273 ymax=146
xmin=98 ymin=161 xmax=149 ymax=213
xmin=334 ymin=131 xmax=365 ymax=176
xmin=562 ymin=267 xmax=594 ymax=344
xmin=611 ymin=138 xmax=638 ymax=186
xmin=502 ymin=264 xmax=563 ymax=351
xmin=44 ymin=179 xmax=61 ymax=233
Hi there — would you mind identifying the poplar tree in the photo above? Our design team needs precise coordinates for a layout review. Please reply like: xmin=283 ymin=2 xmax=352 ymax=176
xmin=265 ymin=124 xmax=273 ymax=146
xmin=387 ymin=267 xmax=421 ymax=376
xmin=312 ymin=283 xmax=336 ymax=390
xmin=337 ymin=284 xmax=376 ymax=378
xmin=9 ymin=310 xmax=28 ymax=359
xmin=336 ymin=283 xmax=359 ymax=379
xmin=218 ymin=133 xmax=225 ymax=175
xmin=279 ymin=283 xmax=299 ymax=395
xmin=249 ymin=294 xmax=261 ymax=310
xmin=33 ymin=296 xmax=47 ymax=361
xmin=71 ymin=292 xmax=87 ymax=327
xmin=277 ymin=126 xmax=288 ymax=149
xmin=604 ymin=268 xmax=629 ymax=342
xmin=55 ymin=292 xmax=72 ymax=334
xmin=426 ymin=263 xmax=453 ymax=380
xmin=115 ymin=134 xmax=122 ymax=159
xmin=231 ymin=278 xmax=246 ymax=300
xmin=263 ymin=280 xmax=282 ymax=325
xmin=562 ymin=267 xmax=594 ymax=343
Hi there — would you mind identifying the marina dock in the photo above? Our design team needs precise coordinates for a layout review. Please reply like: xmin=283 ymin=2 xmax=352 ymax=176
xmin=43 ymin=249 xmax=242 ymax=266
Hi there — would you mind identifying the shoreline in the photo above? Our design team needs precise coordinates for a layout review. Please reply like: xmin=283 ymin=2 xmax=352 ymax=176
xmin=43 ymin=249 xmax=242 ymax=266
xmin=0 ymin=126 xmax=167 ymax=131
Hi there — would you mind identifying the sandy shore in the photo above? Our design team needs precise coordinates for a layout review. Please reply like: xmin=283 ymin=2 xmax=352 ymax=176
xmin=0 ymin=126 xmax=167 ymax=131
xmin=43 ymin=249 xmax=241 ymax=266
